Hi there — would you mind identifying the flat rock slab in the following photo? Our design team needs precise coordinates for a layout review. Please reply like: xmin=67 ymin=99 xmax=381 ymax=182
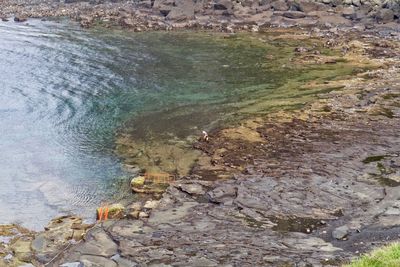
xmin=72 ymin=228 xmax=118 ymax=258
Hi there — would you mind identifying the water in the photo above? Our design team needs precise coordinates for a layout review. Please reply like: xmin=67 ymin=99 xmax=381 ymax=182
xmin=0 ymin=19 xmax=355 ymax=230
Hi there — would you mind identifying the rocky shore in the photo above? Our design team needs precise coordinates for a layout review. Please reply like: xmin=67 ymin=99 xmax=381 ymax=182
xmin=1 ymin=1 xmax=400 ymax=267
xmin=0 ymin=0 xmax=399 ymax=35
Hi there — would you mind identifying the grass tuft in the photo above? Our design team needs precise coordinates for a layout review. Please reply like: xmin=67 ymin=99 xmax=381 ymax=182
xmin=344 ymin=243 xmax=400 ymax=267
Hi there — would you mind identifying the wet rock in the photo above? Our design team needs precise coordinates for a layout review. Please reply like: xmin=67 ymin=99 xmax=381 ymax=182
xmin=332 ymin=225 xmax=350 ymax=240
xmin=14 ymin=15 xmax=27 ymax=22
xmin=1 ymin=17 xmax=9 ymax=22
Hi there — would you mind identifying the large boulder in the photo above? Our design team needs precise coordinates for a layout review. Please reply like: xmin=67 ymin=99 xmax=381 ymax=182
xmin=375 ymin=8 xmax=395 ymax=23
xmin=214 ymin=0 xmax=233 ymax=10
xmin=153 ymin=0 xmax=175 ymax=16
xmin=292 ymin=0 xmax=328 ymax=13
xmin=166 ymin=0 xmax=195 ymax=20
xmin=271 ymin=0 xmax=289 ymax=11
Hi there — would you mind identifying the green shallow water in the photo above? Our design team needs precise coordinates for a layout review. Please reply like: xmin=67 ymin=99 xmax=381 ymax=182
xmin=0 ymin=19 xmax=363 ymax=229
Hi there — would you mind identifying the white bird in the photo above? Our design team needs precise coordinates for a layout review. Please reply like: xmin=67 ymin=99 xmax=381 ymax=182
xmin=202 ymin=130 xmax=209 ymax=142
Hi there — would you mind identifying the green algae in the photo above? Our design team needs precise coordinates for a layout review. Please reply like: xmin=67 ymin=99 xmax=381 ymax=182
xmin=362 ymin=155 xmax=387 ymax=164
xmin=114 ymin=31 xmax=378 ymax=175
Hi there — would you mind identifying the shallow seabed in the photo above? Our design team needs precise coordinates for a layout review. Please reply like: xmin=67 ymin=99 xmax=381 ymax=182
xmin=0 ymin=19 xmax=371 ymax=229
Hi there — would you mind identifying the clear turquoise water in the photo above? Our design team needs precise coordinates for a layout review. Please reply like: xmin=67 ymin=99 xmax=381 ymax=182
xmin=0 ymin=19 xmax=353 ymax=229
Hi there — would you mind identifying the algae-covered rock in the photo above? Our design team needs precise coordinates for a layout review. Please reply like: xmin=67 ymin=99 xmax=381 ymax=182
xmin=130 ymin=175 xmax=170 ymax=194
xmin=10 ymin=238 xmax=33 ymax=263
xmin=96 ymin=204 xmax=125 ymax=220
xmin=131 ymin=176 xmax=145 ymax=188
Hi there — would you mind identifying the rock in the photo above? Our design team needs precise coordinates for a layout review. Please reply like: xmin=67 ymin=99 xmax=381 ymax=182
xmin=76 ymin=228 xmax=118 ymax=257
xmin=166 ymin=0 xmax=195 ymax=21
xmin=137 ymin=0 xmax=152 ymax=9
xmin=110 ymin=254 xmax=138 ymax=267
xmin=214 ymin=0 xmax=233 ymax=10
xmin=341 ymin=6 xmax=356 ymax=19
xmin=153 ymin=0 xmax=174 ymax=16
xmin=1 ymin=17 xmax=9 ymax=22
xmin=131 ymin=175 xmax=146 ymax=188
xmin=293 ymin=0 xmax=328 ymax=13
xmin=143 ymin=200 xmax=160 ymax=209
xmin=32 ymin=216 xmax=89 ymax=263
xmin=207 ymin=184 xmax=237 ymax=204
xmin=96 ymin=203 xmax=125 ymax=220
xmin=131 ymin=175 xmax=170 ymax=194
xmin=271 ymin=0 xmax=289 ymax=11
xmin=110 ymin=220 xmax=145 ymax=238
xmin=10 ymin=239 xmax=33 ymax=263
xmin=60 ymin=262 xmax=84 ymax=267
xmin=178 ymin=183 xmax=205 ymax=195
xmin=283 ymin=11 xmax=306 ymax=19
xmin=139 ymin=211 xmax=149 ymax=218
xmin=318 ymin=14 xmax=352 ymax=26
xmin=80 ymin=255 xmax=117 ymax=267
xmin=295 ymin=46 xmax=309 ymax=53
xmin=128 ymin=202 xmax=143 ymax=211
xmin=128 ymin=210 xmax=140 ymax=219
xmin=14 ymin=15 xmax=27 ymax=22
xmin=375 ymin=8 xmax=394 ymax=23
xmin=332 ymin=225 xmax=350 ymax=240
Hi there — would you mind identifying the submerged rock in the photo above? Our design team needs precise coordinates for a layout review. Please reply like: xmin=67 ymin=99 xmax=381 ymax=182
xmin=14 ymin=15 xmax=27 ymax=22
xmin=130 ymin=175 xmax=170 ymax=194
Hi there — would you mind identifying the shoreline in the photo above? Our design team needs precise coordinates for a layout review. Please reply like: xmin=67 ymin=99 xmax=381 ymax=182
xmin=0 ymin=1 xmax=400 ymax=266
xmin=0 ymin=0 xmax=399 ymax=37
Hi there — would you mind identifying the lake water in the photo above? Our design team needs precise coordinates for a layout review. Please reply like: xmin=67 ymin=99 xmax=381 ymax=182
xmin=0 ymin=19 xmax=354 ymax=230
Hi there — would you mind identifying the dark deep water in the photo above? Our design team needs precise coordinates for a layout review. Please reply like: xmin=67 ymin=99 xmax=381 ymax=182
xmin=0 ymin=19 xmax=352 ymax=229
